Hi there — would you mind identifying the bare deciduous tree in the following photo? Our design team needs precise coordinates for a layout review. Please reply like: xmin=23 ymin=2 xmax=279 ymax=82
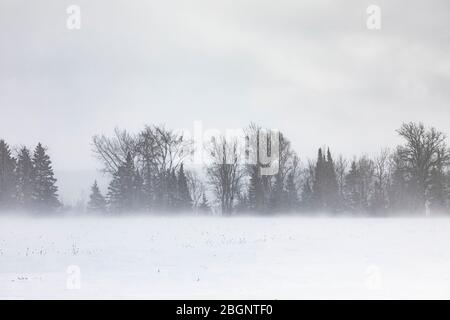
xmin=397 ymin=122 xmax=450 ymax=211
xmin=92 ymin=128 xmax=137 ymax=174
xmin=93 ymin=125 xmax=192 ymax=176
xmin=186 ymin=170 xmax=205 ymax=211
xmin=206 ymin=136 xmax=245 ymax=215
xmin=373 ymin=148 xmax=390 ymax=211
xmin=136 ymin=125 xmax=192 ymax=175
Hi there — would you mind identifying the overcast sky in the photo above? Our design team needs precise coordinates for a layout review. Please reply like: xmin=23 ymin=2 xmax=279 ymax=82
xmin=1 ymin=0 xmax=450 ymax=202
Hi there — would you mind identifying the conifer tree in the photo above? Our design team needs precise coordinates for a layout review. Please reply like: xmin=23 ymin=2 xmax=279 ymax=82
xmin=167 ymin=169 xmax=178 ymax=209
xmin=371 ymin=180 xmax=388 ymax=214
xmin=312 ymin=148 xmax=326 ymax=210
xmin=152 ymin=171 xmax=166 ymax=211
xmin=16 ymin=147 xmax=34 ymax=209
xmin=446 ymin=172 xmax=450 ymax=211
xmin=428 ymin=154 xmax=446 ymax=212
xmin=87 ymin=181 xmax=107 ymax=213
xmin=388 ymin=151 xmax=414 ymax=212
xmin=142 ymin=168 xmax=154 ymax=211
xmin=324 ymin=148 xmax=340 ymax=211
xmin=107 ymin=152 xmax=136 ymax=212
xmin=32 ymin=143 xmax=60 ymax=211
xmin=345 ymin=161 xmax=360 ymax=212
xmin=285 ymin=172 xmax=298 ymax=211
xmin=107 ymin=170 xmax=122 ymax=212
xmin=270 ymin=173 xmax=285 ymax=212
xmin=312 ymin=148 xmax=340 ymax=212
xmin=300 ymin=178 xmax=314 ymax=211
xmin=133 ymin=170 xmax=146 ymax=211
xmin=247 ymin=165 xmax=264 ymax=212
xmin=0 ymin=140 xmax=17 ymax=209
xmin=177 ymin=164 xmax=192 ymax=211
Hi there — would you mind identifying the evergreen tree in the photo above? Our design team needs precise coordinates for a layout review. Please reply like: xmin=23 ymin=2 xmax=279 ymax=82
xmin=0 ymin=140 xmax=17 ymax=209
xmin=343 ymin=157 xmax=374 ymax=214
xmin=324 ymin=148 xmax=341 ymax=211
xmin=176 ymin=164 xmax=192 ymax=211
xmin=285 ymin=172 xmax=298 ymax=211
xmin=152 ymin=171 xmax=166 ymax=211
xmin=300 ymin=178 xmax=314 ymax=212
xmin=311 ymin=148 xmax=340 ymax=212
xmin=142 ymin=165 xmax=154 ymax=211
xmin=247 ymin=165 xmax=264 ymax=212
xmin=167 ymin=169 xmax=178 ymax=209
xmin=312 ymin=148 xmax=326 ymax=210
xmin=446 ymin=172 xmax=450 ymax=211
xmin=428 ymin=152 xmax=446 ymax=213
xmin=133 ymin=170 xmax=146 ymax=211
xmin=388 ymin=150 xmax=415 ymax=213
xmin=16 ymin=147 xmax=34 ymax=209
xmin=345 ymin=161 xmax=360 ymax=212
xmin=371 ymin=180 xmax=388 ymax=214
xmin=270 ymin=173 xmax=285 ymax=212
xmin=107 ymin=170 xmax=122 ymax=212
xmin=87 ymin=181 xmax=107 ymax=213
xmin=107 ymin=152 xmax=136 ymax=212
xmin=32 ymin=143 xmax=60 ymax=211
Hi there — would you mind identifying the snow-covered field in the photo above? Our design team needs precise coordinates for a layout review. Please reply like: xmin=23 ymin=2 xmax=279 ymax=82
xmin=1 ymin=215 xmax=450 ymax=299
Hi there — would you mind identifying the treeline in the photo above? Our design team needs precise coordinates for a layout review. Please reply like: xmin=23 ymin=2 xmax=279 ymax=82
xmin=88 ymin=122 xmax=450 ymax=216
xmin=0 ymin=141 xmax=60 ymax=211
xmin=89 ymin=126 xmax=210 ymax=214
xmin=2 ymin=122 xmax=449 ymax=216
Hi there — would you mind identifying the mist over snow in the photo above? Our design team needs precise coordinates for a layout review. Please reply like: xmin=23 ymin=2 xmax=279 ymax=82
xmin=1 ymin=215 xmax=450 ymax=299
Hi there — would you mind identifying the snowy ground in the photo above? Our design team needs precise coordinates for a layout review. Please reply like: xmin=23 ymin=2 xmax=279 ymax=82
xmin=1 ymin=215 xmax=450 ymax=299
